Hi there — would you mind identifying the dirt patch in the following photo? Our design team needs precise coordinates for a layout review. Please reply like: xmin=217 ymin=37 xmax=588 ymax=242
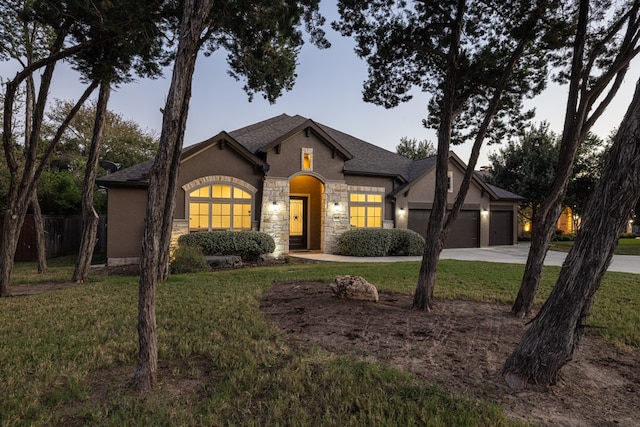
xmin=261 ymin=280 xmax=640 ymax=426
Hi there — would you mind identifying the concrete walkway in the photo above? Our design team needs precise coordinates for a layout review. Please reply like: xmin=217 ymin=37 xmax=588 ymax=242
xmin=290 ymin=243 xmax=640 ymax=275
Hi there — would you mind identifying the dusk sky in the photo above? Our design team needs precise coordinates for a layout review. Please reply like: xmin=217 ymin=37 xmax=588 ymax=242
xmin=2 ymin=1 xmax=639 ymax=168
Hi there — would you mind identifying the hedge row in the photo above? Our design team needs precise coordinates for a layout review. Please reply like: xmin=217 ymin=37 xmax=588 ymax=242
xmin=335 ymin=228 xmax=424 ymax=257
xmin=178 ymin=230 xmax=275 ymax=261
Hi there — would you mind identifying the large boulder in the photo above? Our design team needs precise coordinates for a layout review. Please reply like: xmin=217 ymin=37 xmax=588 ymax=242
xmin=329 ymin=275 xmax=379 ymax=302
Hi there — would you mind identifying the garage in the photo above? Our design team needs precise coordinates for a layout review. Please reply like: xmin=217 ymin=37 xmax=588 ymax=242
xmin=408 ymin=209 xmax=480 ymax=248
xmin=489 ymin=210 xmax=514 ymax=246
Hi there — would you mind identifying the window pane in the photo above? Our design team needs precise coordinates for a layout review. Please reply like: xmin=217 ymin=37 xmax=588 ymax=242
xmin=212 ymin=184 xmax=232 ymax=198
xmin=350 ymin=206 xmax=366 ymax=228
xmin=212 ymin=203 xmax=231 ymax=229
xmin=233 ymin=203 xmax=252 ymax=230
xmin=233 ymin=188 xmax=251 ymax=199
xmin=350 ymin=193 xmax=365 ymax=202
xmin=189 ymin=186 xmax=210 ymax=198
xmin=367 ymin=206 xmax=382 ymax=228
xmin=189 ymin=202 xmax=209 ymax=229
xmin=367 ymin=194 xmax=382 ymax=203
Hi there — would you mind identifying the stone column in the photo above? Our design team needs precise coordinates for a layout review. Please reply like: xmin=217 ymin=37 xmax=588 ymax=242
xmin=170 ymin=219 xmax=189 ymax=258
xmin=260 ymin=178 xmax=290 ymax=257
xmin=324 ymin=181 xmax=350 ymax=253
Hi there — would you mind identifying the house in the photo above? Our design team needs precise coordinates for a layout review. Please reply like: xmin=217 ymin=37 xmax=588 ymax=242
xmin=97 ymin=114 xmax=522 ymax=266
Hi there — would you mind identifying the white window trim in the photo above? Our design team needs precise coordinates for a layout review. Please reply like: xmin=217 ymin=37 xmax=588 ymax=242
xmin=187 ymin=182 xmax=255 ymax=232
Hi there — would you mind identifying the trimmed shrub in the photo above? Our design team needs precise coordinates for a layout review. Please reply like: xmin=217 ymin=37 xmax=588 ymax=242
xmin=171 ymin=244 xmax=210 ymax=274
xmin=178 ymin=231 xmax=275 ymax=261
xmin=387 ymin=229 xmax=425 ymax=256
xmin=335 ymin=228 xmax=424 ymax=257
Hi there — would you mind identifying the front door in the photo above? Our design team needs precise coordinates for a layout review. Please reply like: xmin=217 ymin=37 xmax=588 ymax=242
xmin=289 ymin=196 xmax=308 ymax=250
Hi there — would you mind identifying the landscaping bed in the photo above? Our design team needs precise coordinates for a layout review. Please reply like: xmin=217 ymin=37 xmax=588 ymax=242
xmin=261 ymin=280 xmax=640 ymax=427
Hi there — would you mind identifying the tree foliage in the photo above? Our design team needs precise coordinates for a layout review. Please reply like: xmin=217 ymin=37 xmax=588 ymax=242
xmin=44 ymin=99 xmax=159 ymax=180
xmin=396 ymin=137 xmax=436 ymax=160
xmin=335 ymin=0 xmax=564 ymax=310
xmin=564 ymin=133 xmax=609 ymax=222
xmin=488 ymin=124 xmax=609 ymax=231
xmin=334 ymin=0 xmax=563 ymax=144
xmin=487 ymin=123 xmax=559 ymax=220
xmin=1 ymin=0 xmax=169 ymax=297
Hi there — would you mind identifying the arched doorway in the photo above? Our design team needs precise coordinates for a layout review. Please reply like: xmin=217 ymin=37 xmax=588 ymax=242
xmin=289 ymin=175 xmax=324 ymax=251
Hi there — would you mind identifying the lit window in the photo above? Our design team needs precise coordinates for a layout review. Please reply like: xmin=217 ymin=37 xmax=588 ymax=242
xmin=349 ymin=192 xmax=383 ymax=228
xmin=447 ymin=171 xmax=454 ymax=193
xmin=302 ymin=148 xmax=313 ymax=170
xmin=188 ymin=183 xmax=253 ymax=231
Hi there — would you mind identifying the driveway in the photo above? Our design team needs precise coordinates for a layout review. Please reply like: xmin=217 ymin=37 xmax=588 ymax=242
xmin=290 ymin=243 xmax=640 ymax=275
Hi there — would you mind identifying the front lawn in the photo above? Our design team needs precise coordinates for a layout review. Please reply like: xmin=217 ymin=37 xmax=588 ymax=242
xmin=550 ymin=237 xmax=640 ymax=255
xmin=0 ymin=258 xmax=637 ymax=425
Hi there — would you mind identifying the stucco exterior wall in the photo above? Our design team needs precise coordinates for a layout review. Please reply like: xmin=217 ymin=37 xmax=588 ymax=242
xmin=394 ymin=161 xmax=494 ymax=246
xmin=345 ymin=174 xmax=397 ymax=221
xmin=105 ymin=187 xmax=147 ymax=265
xmin=175 ymin=143 xmax=263 ymax=219
xmin=265 ymin=132 xmax=345 ymax=180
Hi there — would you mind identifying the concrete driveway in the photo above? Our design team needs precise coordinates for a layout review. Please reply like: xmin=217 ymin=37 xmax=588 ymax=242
xmin=291 ymin=243 xmax=640 ymax=275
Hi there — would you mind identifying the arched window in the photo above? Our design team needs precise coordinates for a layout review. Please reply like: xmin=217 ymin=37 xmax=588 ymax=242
xmin=188 ymin=183 xmax=253 ymax=231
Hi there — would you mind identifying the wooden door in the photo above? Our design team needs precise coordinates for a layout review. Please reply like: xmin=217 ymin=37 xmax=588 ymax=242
xmin=289 ymin=196 xmax=308 ymax=250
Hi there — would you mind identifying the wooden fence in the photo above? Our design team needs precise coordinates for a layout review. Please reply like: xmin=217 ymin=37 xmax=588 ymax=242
xmin=0 ymin=215 xmax=107 ymax=261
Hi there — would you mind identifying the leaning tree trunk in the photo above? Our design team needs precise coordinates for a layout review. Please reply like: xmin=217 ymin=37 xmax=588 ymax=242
xmin=512 ymin=0 xmax=638 ymax=317
xmin=132 ymin=0 xmax=213 ymax=391
xmin=73 ymin=81 xmax=110 ymax=283
xmin=24 ymin=44 xmax=47 ymax=275
xmin=412 ymin=0 xmax=463 ymax=311
xmin=31 ymin=191 xmax=48 ymax=274
xmin=503 ymin=78 xmax=640 ymax=389
xmin=512 ymin=0 xmax=589 ymax=318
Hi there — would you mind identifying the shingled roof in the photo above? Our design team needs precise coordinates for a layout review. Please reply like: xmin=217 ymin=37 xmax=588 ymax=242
xmin=97 ymin=114 xmax=520 ymax=201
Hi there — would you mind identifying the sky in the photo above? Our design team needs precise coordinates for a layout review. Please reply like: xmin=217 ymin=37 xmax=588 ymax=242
xmin=2 ymin=1 xmax=639 ymax=168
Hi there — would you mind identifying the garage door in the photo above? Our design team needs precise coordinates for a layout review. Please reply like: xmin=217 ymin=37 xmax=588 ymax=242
xmin=489 ymin=210 xmax=513 ymax=246
xmin=408 ymin=209 xmax=479 ymax=248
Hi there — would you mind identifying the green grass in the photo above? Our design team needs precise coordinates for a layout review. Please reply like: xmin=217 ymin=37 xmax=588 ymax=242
xmin=550 ymin=237 xmax=640 ymax=255
xmin=1 ymin=257 xmax=638 ymax=426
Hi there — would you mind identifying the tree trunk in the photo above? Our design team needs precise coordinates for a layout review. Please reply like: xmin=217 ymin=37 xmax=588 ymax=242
xmin=0 ymin=211 xmax=27 ymax=297
xmin=512 ymin=0 xmax=589 ymax=318
xmin=31 ymin=191 xmax=48 ymax=274
xmin=412 ymin=0 xmax=463 ymax=311
xmin=504 ymin=78 xmax=640 ymax=389
xmin=132 ymin=0 xmax=213 ymax=391
xmin=413 ymin=0 xmax=545 ymax=310
xmin=73 ymin=81 xmax=110 ymax=283
xmin=512 ymin=0 xmax=639 ymax=318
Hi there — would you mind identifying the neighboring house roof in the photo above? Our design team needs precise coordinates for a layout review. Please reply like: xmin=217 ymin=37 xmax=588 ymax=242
xmin=97 ymin=113 xmax=521 ymax=202
xmin=96 ymin=159 xmax=153 ymax=187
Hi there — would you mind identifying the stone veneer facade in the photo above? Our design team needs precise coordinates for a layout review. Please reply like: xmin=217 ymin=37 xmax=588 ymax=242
xmin=168 ymin=178 xmax=385 ymax=259
xmin=259 ymin=176 xmax=352 ymax=257
xmin=260 ymin=178 xmax=291 ymax=256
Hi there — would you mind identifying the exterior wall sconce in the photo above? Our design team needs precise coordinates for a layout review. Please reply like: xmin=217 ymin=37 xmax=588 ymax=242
xmin=481 ymin=208 xmax=489 ymax=217
xmin=332 ymin=202 xmax=341 ymax=212
xmin=399 ymin=207 xmax=406 ymax=215
xmin=270 ymin=201 xmax=279 ymax=212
